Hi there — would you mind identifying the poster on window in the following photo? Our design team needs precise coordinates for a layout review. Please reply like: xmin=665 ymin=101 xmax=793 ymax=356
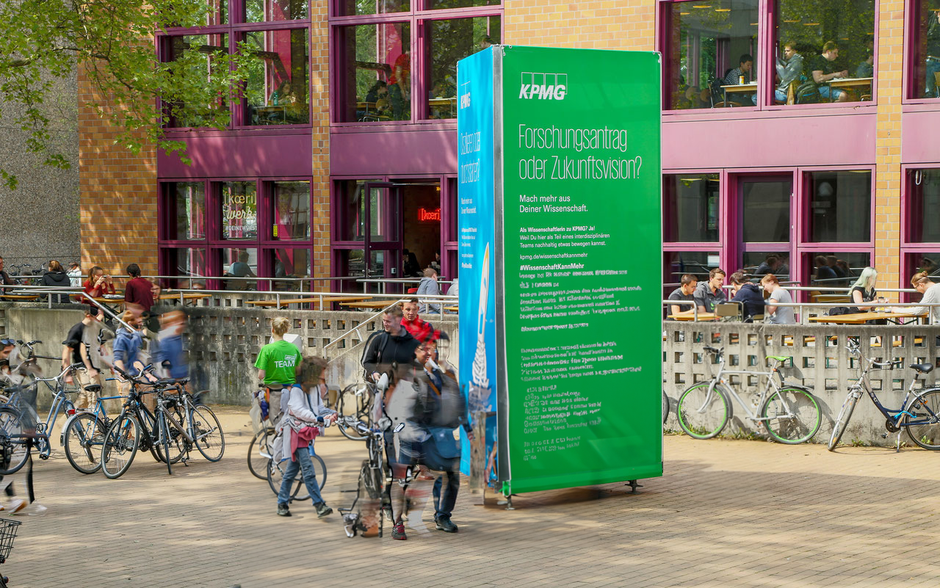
xmin=458 ymin=46 xmax=663 ymax=496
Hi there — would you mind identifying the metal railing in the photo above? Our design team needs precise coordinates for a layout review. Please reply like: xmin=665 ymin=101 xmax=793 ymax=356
xmin=662 ymin=298 xmax=939 ymax=325
xmin=1 ymin=285 xmax=133 ymax=331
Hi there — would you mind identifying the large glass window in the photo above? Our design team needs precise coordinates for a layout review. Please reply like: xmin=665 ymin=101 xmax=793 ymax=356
xmin=803 ymin=251 xmax=870 ymax=287
xmin=166 ymin=248 xmax=208 ymax=280
xmin=269 ymin=248 xmax=310 ymax=290
xmin=908 ymin=169 xmax=940 ymax=243
xmin=221 ymin=182 xmax=258 ymax=240
xmin=337 ymin=23 xmax=412 ymax=122
xmin=172 ymin=182 xmax=207 ymax=240
xmin=664 ymin=173 xmax=719 ymax=242
xmin=774 ymin=0 xmax=875 ymax=105
xmin=243 ymin=29 xmax=309 ymax=125
xmin=741 ymin=178 xmax=790 ymax=243
xmin=221 ymin=247 xmax=259 ymax=290
xmin=426 ymin=17 xmax=500 ymax=120
xmin=664 ymin=0 xmax=759 ymax=110
xmin=336 ymin=0 xmax=410 ymax=15
xmin=428 ymin=0 xmax=499 ymax=8
xmin=910 ymin=2 xmax=940 ymax=99
xmin=272 ymin=181 xmax=310 ymax=240
xmin=245 ymin=0 xmax=307 ymax=22
xmin=805 ymin=170 xmax=871 ymax=242
xmin=164 ymin=34 xmax=229 ymax=127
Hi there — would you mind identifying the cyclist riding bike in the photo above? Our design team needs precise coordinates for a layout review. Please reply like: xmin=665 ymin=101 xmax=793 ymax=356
xmin=255 ymin=317 xmax=301 ymax=424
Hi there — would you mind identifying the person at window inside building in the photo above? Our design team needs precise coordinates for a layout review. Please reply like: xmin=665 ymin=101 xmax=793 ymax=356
xmin=810 ymin=41 xmax=849 ymax=102
xmin=856 ymin=49 xmax=874 ymax=79
xmin=83 ymin=266 xmax=116 ymax=298
xmin=388 ymin=57 xmax=411 ymax=121
xmin=895 ymin=271 xmax=940 ymax=323
xmin=722 ymin=54 xmax=755 ymax=105
xmin=228 ymin=251 xmax=256 ymax=291
xmin=730 ymin=271 xmax=765 ymax=322
xmin=814 ymin=255 xmax=837 ymax=283
xmin=760 ymin=274 xmax=795 ymax=324
xmin=754 ymin=254 xmax=780 ymax=277
xmin=667 ymin=274 xmax=698 ymax=318
xmin=694 ymin=268 xmax=726 ymax=313
xmin=926 ymin=9 xmax=940 ymax=98
xmin=775 ymin=42 xmax=803 ymax=103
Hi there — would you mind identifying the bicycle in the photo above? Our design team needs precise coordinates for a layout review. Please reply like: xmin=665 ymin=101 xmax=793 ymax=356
xmin=339 ymin=416 xmax=403 ymax=538
xmin=828 ymin=339 xmax=940 ymax=451
xmin=265 ymin=425 xmax=328 ymax=502
xmin=248 ymin=424 xmax=275 ymax=480
xmin=335 ymin=381 xmax=375 ymax=441
xmin=100 ymin=367 xmax=200 ymax=478
xmin=61 ymin=385 xmax=123 ymax=474
xmin=676 ymin=346 xmax=822 ymax=444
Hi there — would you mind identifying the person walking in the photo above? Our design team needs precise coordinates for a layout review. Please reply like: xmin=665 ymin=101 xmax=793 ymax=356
xmin=61 ymin=309 xmax=104 ymax=410
xmin=275 ymin=355 xmax=336 ymax=518
xmin=255 ymin=317 xmax=302 ymax=423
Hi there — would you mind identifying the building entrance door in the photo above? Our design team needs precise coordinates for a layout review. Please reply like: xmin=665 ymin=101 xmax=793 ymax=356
xmin=361 ymin=181 xmax=403 ymax=293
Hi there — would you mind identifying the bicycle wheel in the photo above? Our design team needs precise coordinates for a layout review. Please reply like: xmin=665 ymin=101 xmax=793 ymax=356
xmin=157 ymin=414 xmax=173 ymax=475
xmin=267 ymin=458 xmax=303 ymax=499
xmin=294 ymin=452 xmax=328 ymax=501
xmin=153 ymin=405 xmax=186 ymax=466
xmin=828 ymin=389 xmax=860 ymax=451
xmin=676 ymin=382 xmax=730 ymax=439
xmin=904 ymin=389 xmax=940 ymax=450
xmin=190 ymin=405 xmax=225 ymax=462
xmin=662 ymin=390 xmax=670 ymax=425
xmin=761 ymin=387 xmax=821 ymax=444
xmin=101 ymin=415 xmax=140 ymax=479
xmin=248 ymin=428 xmax=275 ymax=479
xmin=0 ymin=407 xmax=28 ymax=476
xmin=63 ymin=413 xmax=107 ymax=474
xmin=337 ymin=384 xmax=371 ymax=441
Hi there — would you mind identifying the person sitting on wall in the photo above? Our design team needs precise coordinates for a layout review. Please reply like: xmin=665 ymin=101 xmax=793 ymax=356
xmin=810 ymin=41 xmax=850 ymax=102
xmin=667 ymin=274 xmax=698 ymax=318
xmin=693 ymin=268 xmax=726 ymax=313
xmin=730 ymin=271 xmax=765 ymax=322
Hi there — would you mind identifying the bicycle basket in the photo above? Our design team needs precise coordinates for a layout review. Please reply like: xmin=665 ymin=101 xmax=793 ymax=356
xmin=0 ymin=518 xmax=22 ymax=564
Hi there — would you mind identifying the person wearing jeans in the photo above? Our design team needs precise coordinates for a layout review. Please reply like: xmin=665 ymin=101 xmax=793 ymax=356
xmin=276 ymin=355 xmax=336 ymax=518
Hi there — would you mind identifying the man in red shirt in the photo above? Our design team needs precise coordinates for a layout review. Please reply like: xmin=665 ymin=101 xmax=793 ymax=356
xmin=123 ymin=263 xmax=154 ymax=314
xmin=400 ymin=298 xmax=434 ymax=341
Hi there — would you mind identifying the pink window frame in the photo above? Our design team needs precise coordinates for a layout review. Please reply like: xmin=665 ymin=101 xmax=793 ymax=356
xmin=328 ymin=1 xmax=503 ymax=127
xmin=900 ymin=163 xmax=940 ymax=296
xmin=902 ymin=0 xmax=940 ymax=105
xmin=656 ymin=0 xmax=881 ymax=115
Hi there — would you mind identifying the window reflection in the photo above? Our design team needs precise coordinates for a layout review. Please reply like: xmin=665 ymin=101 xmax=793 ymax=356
xmin=244 ymin=29 xmax=309 ymax=125
xmin=165 ymin=35 xmax=229 ymax=127
xmin=804 ymin=252 xmax=870 ymax=288
xmin=271 ymin=248 xmax=309 ymax=290
xmin=806 ymin=171 xmax=871 ymax=242
xmin=336 ymin=0 xmax=409 ymax=15
xmin=172 ymin=183 xmax=206 ymax=240
xmin=244 ymin=0 xmax=307 ymax=22
xmin=908 ymin=169 xmax=940 ymax=243
xmin=426 ymin=17 xmax=500 ymax=119
xmin=665 ymin=0 xmax=759 ymax=110
xmin=221 ymin=248 xmax=258 ymax=290
xmin=911 ymin=2 xmax=940 ymax=99
xmin=273 ymin=181 xmax=310 ymax=240
xmin=664 ymin=174 xmax=719 ymax=242
xmin=221 ymin=182 xmax=258 ymax=240
xmin=338 ymin=23 xmax=411 ymax=122
xmin=774 ymin=0 xmax=875 ymax=105
xmin=741 ymin=178 xmax=791 ymax=243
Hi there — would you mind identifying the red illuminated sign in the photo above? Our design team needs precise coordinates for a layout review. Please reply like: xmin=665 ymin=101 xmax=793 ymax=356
xmin=418 ymin=207 xmax=441 ymax=222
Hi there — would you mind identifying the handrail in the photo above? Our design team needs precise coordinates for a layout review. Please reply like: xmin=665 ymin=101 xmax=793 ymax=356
xmin=0 ymin=285 xmax=132 ymax=331
xmin=323 ymin=300 xmax=406 ymax=351
xmin=662 ymin=299 xmax=940 ymax=325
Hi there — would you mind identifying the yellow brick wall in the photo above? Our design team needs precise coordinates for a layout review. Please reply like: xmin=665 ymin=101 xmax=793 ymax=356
xmin=874 ymin=0 xmax=903 ymax=295
xmin=77 ymin=63 xmax=158 ymax=283
xmin=505 ymin=0 xmax=655 ymax=51
xmin=311 ymin=1 xmax=331 ymax=282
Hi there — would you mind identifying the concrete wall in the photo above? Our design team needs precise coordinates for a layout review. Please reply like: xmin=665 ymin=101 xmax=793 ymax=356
xmin=663 ymin=322 xmax=940 ymax=447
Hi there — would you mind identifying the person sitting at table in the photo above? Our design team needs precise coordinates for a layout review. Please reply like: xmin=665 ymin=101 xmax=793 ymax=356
xmin=809 ymin=41 xmax=849 ymax=102
xmin=856 ymin=49 xmax=874 ymax=79
xmin=721 ymin=54 xmax=756 ymax=105
xmin=848 ymin=267 xmax=879 ymax=311
xmin=667 ymin=274 xmax=697 ymax=318
xmin=83 ymin=266 xmax=116 ymax=298
xmin=775 ymin=41 xmax=804 ymax=103
xmin=760 ymin=274 xmax=795 ymax=324
xmin=730 ymin=271 xmax=765 ymax=322
xmin=41 ymin=260 xmax=70 ymax=303
xmin=694 ymin=268 xmax=726 ymax=313
xmin=0 ymin=257 xmax=14 ymax=293
xmin=894 ymin=271 xmax=940 ymax=324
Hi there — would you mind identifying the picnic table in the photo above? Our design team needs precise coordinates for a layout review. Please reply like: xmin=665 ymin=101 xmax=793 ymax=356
xmin=245 ymin=295 xmax=371 ymax=309
xmin=160 ymin=292 xmax=213 ymax=305
xmin=808 ymin=311 xmax=926 ymax=325
xmin=667 ymin=311 xmax=717 ymax=321
xmin=0 ymin=294 xmax=39 ymax=301
xmin=339 ymin=300 xmax=400 ymax=310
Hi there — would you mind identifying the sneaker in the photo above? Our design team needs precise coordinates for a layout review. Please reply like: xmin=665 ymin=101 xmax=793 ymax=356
xmin=6 ymin=500 xmax=26 ymax=515
xmin=392 ymin=521 xmax=407 ymax=540
xmin=277 ymin=503 xmax=291 ymax=517
xmin=435 ymin=516 xmax=458 ymax=533
xmin=315 ymin=503 xmax=333 ymax=518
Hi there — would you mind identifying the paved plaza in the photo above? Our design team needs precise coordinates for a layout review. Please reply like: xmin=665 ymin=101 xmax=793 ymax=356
xmin=3 ymin=407 xmax=940 ymax=587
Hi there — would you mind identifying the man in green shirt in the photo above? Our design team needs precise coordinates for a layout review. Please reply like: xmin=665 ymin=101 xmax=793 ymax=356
xmin=255 ymin=316 xmax=301 ymax=422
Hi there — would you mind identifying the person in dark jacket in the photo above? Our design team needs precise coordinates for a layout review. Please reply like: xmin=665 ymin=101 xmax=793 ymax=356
xmin=730 ymin=271 xmax=765 ymax=322
xmin=360 ymin=305 xmax=419 ymax=380
xmin=41 ymin=260 xmax=71 ymax=303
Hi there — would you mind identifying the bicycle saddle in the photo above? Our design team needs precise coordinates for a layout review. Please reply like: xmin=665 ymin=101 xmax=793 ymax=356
xmin=83 ymin=384 xmax=102 ymax=393
xmin=910 ymin=363 xmax=934 ymax=374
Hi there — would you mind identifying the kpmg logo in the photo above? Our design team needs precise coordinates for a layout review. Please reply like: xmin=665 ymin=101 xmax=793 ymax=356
xmin=459 ymin=80 xmax=471 ymax=109
xmin=519 ymin=72 xmax=568 ymax=100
